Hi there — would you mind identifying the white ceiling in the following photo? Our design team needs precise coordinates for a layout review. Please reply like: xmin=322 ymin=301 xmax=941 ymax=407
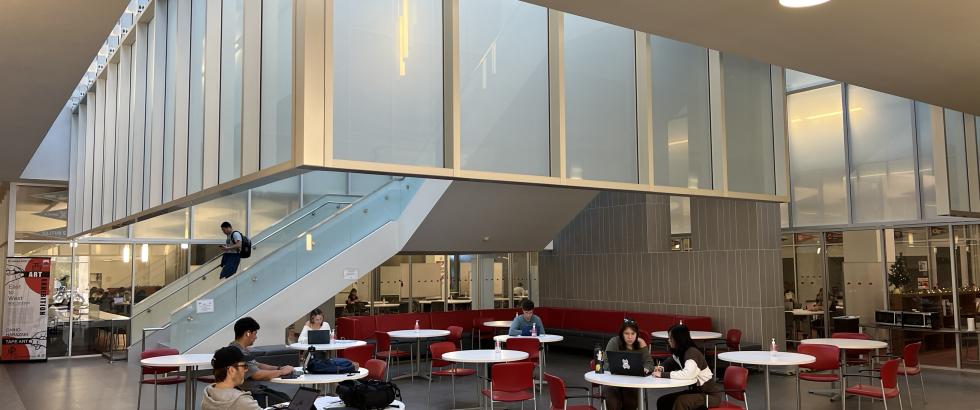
xmin=0 ymin=0 xmax=128 ymax=181
xmin=523 ymin=0 xmax=980 ymax=115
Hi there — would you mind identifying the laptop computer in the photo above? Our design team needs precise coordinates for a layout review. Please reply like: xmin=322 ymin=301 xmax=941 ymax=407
xmin=607 ymin=350 xmax=646 ymax=376
xmin=308 ymin=329 xmax=331 ymax=344
xmin=266 ymin=387 xmax=319 ymax=410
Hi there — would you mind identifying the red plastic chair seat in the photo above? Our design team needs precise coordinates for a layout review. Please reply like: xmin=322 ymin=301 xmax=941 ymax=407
xmin=798 ymin=373 xmax=840 ymax=382
xmin=481 ymin=389 xmax=534 ymax=402
xmin=845 ymin=384 xmax=900 ymax=399
xmin=897 ymin=365 xmax=920 ymax=376
xmin=709 ymin=401 xmax=745 ymax=409
xmin=432 ymin=368 xmax=477 ymax=377
xmin=140 ymin=376 xmax=186 ymax=385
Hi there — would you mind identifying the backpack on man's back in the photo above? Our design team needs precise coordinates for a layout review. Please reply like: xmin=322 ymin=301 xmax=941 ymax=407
xmin=234 ymin=231 xmax=252 ymax=258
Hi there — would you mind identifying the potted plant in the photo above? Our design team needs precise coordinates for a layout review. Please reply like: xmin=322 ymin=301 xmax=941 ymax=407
xmin=889 ymin=253 xmax=914 ymax=294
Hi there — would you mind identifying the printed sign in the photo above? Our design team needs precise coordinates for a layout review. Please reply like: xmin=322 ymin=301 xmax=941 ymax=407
xmin=196 ymin=299 xmax=214 ymax=314
xmin=2 ymin=257 xmax=51 ymax=362
xmin=917 ymin=277 xmax=929 ymax=290
xmin=343 ymin=268 xmax=358 ymax=280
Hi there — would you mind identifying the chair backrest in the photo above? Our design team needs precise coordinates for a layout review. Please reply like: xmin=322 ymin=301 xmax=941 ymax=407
xmin=365 ymin=359 xmax=387 ymax=380
xmin=491 ymin=362 xmax=535 ymax=392
xmin=722 ymin=365 xmax=749 ymax=402
xmin=506 ymin=337 xmax=541 ymax=356
xmin=797 ymin=343 xmax=841 ymax=372
xmin=880 ymin=358 xmax=900 ymax=389
xmin=638 ymin=330 xmax=652 ymax=345
xmin=902 ymin=342 xmax=921 ymax=368
xmin=447 ymin=326 xmax=463 ymax=342
xmin=473 ymin=317 xmax=493 ymax=332
xmin=429 ymin=341 xmax=457 ymax=368
xmin=725 ymin=329 xmax=742 ymax=350
xmin=374 ymin=331 xmax=393 ymax=351
xmin=339 ymin=344 xmax=373 ymax=365
xmin=544 ymin=373 xmax=566 ymax=410
xmin=140 ymin=348 xmax=180 ymax=375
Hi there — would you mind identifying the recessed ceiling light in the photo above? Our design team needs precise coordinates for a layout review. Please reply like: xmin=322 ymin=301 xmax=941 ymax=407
xmin=780 ymin=0 xmax=830 ymax=7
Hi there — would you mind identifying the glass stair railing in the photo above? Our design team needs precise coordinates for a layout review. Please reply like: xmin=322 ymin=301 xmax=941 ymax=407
xmin=129 ymin=183 xmax=381 ymax=347
xmin=169 ymin=178 xmax=422 ymax=352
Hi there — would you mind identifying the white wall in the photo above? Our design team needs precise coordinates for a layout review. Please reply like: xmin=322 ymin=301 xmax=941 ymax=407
xmin=21 ymin=106 xmax=71 ymax=181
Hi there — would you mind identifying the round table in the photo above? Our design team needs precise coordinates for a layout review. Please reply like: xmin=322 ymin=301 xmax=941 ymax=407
xmin=584 ymin=371 xmax=696 ymax=409
xmin=800 ymin=338 xmax=888 ymax=403
xmin=140 ymin=353 xmax=214 ymax=410
xmin=388 ymin=329 xmax=451 ymax=381
xmin=288 ymin=340 xmax=367 ymax=352
xmin=652 ymin=330 xmax=722 ymax=340
xmin=719 ymin=351 xmax=815 ymax=410
xmin=315 ymin=395 xmax=405 ymax=409
xmin=442 ymin=349 xmax=530 ymax=409
xmin=494 ymin=335 xmax=565 ymax=390
xmin=271 ymin=368 xmax=368 ymax=386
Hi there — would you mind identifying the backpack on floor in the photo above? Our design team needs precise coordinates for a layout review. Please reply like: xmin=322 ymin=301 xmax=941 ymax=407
xmin=336 ymin=380 xmax=401 ymax=410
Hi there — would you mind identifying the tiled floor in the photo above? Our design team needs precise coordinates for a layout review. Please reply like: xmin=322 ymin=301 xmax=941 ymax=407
xmin=3 ymin=348 xmax=980 ymax=409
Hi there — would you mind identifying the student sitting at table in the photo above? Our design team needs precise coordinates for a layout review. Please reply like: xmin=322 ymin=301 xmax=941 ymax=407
xmin=653 ymin=325 xmax=723 ymax=410
xmin=604 ymin=318 xmax=654 ymax=410
xmin=202 ymin=346 xmax=264 ymax=410
xmin=229 ymin=317 xmax=295 ymax=407
xmin=508 ymin=299 xmax=546 ymax=336
xmin=297 ymin=308 xmax=330 ymax=344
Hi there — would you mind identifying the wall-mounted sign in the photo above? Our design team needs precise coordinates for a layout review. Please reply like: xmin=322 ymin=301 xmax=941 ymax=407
xmin=917 ymin=277 xmax=929 ymax=290
xmin=196 ymin=299 xmax=214 ymax=314
xmin=344 ymin=268 xmax=358 ymax=280
xmin=2 ymin=257 xmax=50 ymax=362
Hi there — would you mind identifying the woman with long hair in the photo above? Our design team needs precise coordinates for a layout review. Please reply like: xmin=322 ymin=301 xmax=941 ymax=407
xmin=297 ymin=308 xmax=330 ymax=344
xmin=654 ymin=325 xmax=723 ymax=410
xmin=603 ymin=318 xmax=654 ymax=410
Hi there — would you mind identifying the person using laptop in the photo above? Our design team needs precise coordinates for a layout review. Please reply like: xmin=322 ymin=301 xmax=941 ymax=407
xmin=230 ymin=317 xmax=295 ymax=406
xmin=202 ymin=346 xmax=263 ymax=410
xmin=297 ymin=308 xmax=331 ymax=344
xmin=653 ymin=325 xmax=723 ymax=410
xmin=603 ymin=318 xmax=654 ymax=410
xmin=508 ymin=299 xmax=546 ymax=336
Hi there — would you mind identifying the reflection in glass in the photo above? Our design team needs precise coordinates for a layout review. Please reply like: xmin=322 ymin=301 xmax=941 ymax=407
xmin=15 ymin=185 xmax=69 ymax=240
xmin=787 ymin=85 xmax=847 ymax=226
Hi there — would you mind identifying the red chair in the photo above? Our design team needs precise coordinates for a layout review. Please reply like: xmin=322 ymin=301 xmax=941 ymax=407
xmin=506 ymin=337 xmax=542 ymax=392
xmin=796 ymin=344 xmax=841 ymax=410
xmin=641 ymin=330 xmax=671 ymax=361
xmin=874 ymin=342 xmax=924 ymax=405
xmin=375 ymin=331 xmax=412 ymax=380
xmin=544 ymin=373 xmax=597 ymax=410
xmin=833 ymin=332 xmax=872 ymax=367
xmin=137 ymin=348 xmax=185 ymax=410
xmin=708 ymin=366 xmax=749 ymax=409
xmin=472 ymin=317 xmax=495 ymax=348
xmin=708 ymin=329 xmax=743 ymax=372
xmin=365 ymin=359 xmax=388 ymax=381
xmin=427 ymin=341 xmax=476 ymax=407
xmin=447 ymin=325 xmax=464 ymax=350
xmin=339 ymin=344 xmax=374 ymax=367
xmin=843 ymin=358 xmax=903 ymax=409
xmin=483 ymin=362 xmax=536 ymax=409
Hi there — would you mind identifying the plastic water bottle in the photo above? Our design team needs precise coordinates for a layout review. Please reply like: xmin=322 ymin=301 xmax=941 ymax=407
xmin=495 ymin=340 xmax=501 ymax=354
xmin=595 ymin=350 xmax=604 ymax=374
xmin=531 ymin=323 xmax=538 ymax=337
xmin=770 ymin=337 xmax=778 ymax=357
xmin=679 ymin=319 xmax=684 ymax=326
xmin=414 ymin=320 xmax=420 ymax=332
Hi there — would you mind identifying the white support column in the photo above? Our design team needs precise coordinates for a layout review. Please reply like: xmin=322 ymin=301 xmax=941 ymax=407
xmin=771 ymin=66 xmax=789 ymax=197
xmin=292 ymin=0 xmax=328 ymax=167
xmin=103 ymin=64 xmax=119 ymax=225
xmin=93 ymin=78 xmax=106 ymax=227
xmin=115 ymin=45 xmax=133 ymax=220
xmin=708 ymin=50 xmax=727 ymax=192
xmin=547 ymin=10 xmax=566 ymax=180
xmin=933 ymin=105 xmax=951 ymax=216
xmin=130 ymin=22 xmax=149 ymax=214
xmin=634 ymin=31 xmax=654 ymax=186
xmin=443 ymin=0 xmax=460 ymax=173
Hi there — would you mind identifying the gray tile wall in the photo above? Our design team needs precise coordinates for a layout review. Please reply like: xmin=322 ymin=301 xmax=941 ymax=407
xmin=539 ymin=192 xmax=785 ymax=346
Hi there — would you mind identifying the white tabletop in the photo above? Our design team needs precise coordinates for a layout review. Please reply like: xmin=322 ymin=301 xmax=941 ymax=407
xmin=652 ymin=331 xmax=722 ymax=340
xmin=494 ymin=334 xmax=564 ymax=344
xmin=418 ymin=299 xmax=472 ymax=304
xmin=801 ymin=338 xmax=888 ymax=350
xmin=313 ymin=396 xmax=405 ymax=409
xmin=441 ymin=349 xmax=529 ymax=364
xmin=483 ymin=320 xmax=513 ymax=328
xmin=718 ymin=351 xmax=816 ymax=366
xmin=288 ymin=340 xmax=367 ymax=351
xmin=584 ymin=371 xmax=697 ymax=389
xmin=789 ymin=309 xmax=824 ymax=316
xmin=140 ymin=353 xmax=214 ymax=368
xmin=270 ymin=368 xmax=368 ymax=385
xmin=371 ymin=303 xmax=400 ymax=309
xmin=388 ymin=329 xmax=451 ymax=339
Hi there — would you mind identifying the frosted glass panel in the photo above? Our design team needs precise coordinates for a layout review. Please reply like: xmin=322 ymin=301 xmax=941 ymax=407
xmin=787 ymin=85 xmax=847 ymax=226
xmin=250 ymin=177 xmax=301 ymax=234
xmin=650 ymin=35 xmax=711 ymax=189
xmin=260 ymin=0 xmax=292 ymax=168
xmin=302 ymin=171 xmax=349 ymax=205
xmin=847 ymin=86 xmax=917 ymax=222
xmin=219 ymin=0 xmax=244 ymax=183
xmin=133 ymin=209 xmax=188 ymax=239
xmin=333 ymin=0 xmax=443 ymax=167
xmin=944 ymin=109 xmax=969 ymax=211
xmin=669 ymin=196 xmax=691 ymax=235
xmin=916 ymin=103 xmax=937 ymax=219
xmin=785 ymin=69 xmax=833 ymax=92
xmin=193 ymin=191 xmax=247 ymax=239
xmin=723 ymin=53 xmax=775 ymax=194
xmin=564 ymin=14 xmax=637 ymax=183
xmin=187 ymin=0 xmax=206 ymax=193
xmin=459 ymin=0 xmax=548 ymax=176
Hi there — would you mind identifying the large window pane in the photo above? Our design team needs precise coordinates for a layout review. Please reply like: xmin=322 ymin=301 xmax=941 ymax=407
xmin=916 ymin=103 xmax=938 ymax=219
xmin=302 ymin=171 xmax=349 ymax=205
xmin=15 ymin=185 xmax=69 ymax=240
xmin=132 ymin=209 xmax=189 ymax=239
xmin=787 ymin=85 xmax=847 ymax=226
xmin=459 ymin=0 xmax=548 ymax=176
xmin=193 ymin=190 xmax=247 ymax=239
xmin=260 ymin=0 xmax=292 ymax=168
xmin=650 ymin=35 xmax=711 ymax=189
xmin=944 ymin=109 xmax=969 ymax=211
xmin=219 ymin=0 xmax=244 ymax=183
xmin=785 ymin=69 xmax=833 ymax=92
xmin=564 ymin=14 xmax=638 ymax=183
xmin=723 ymin=53 xmax=775 ymax=194
xmin=847 ymin=86 xmax=917 ymax=222
xmin=135 ymin=244 xmax=188 ymax=303
xmin=69 ymin=244 xmax=133 ymax=356
xmin=187 ymin=0 xmax=206 ymax=193
xmin=333 ymin=0 xmax=443 ymax=167
xmin=250 ymin=176 xmax=301 ymax=234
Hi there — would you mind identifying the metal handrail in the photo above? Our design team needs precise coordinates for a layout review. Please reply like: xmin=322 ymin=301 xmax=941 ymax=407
xmin=141 ymin=324 xmax=170 ymax=352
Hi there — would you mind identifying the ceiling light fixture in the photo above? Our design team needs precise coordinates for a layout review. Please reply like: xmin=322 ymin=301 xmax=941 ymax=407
xmin=779 ymin=0 xmax=830 ymax=7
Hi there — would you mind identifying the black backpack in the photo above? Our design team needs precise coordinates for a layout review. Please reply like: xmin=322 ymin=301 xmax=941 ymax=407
xmin=336 ymin=380 xmax=401 ymax=410
xmin=234 ymin=231 xmax=252 ymax=258
xmin=306 ymin=357 xmax=358 ymax=374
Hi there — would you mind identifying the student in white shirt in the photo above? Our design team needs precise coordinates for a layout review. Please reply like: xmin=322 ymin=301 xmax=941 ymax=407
xmin=653 ymin=325 xmax=722 ymax=410
xmin=297 ymin=308 xmax=330 ymax=344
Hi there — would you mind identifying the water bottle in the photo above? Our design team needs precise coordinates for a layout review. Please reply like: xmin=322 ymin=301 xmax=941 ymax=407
xmin=770 ymin=337 xmax=778 ymax=357
xmin=415 ymin=320 xmax=420 ymax=332
xmin=495 ymin=340 xmax=501 ymax=354
xmin=679 ymin=319 xmax=684 ymax=326
xmin=595 ymin=350 xmax=604 ymax=374
xmin=531 ymin=323 xmax=538 ymax=337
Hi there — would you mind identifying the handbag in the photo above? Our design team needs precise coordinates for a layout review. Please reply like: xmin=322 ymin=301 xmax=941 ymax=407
xmin=306 ymin=357 xmax=358 ymax=374
xmin=336 ymin=380 xmax=401 ymax=410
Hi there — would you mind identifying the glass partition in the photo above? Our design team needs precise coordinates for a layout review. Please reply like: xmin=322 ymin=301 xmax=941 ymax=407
xmin=192 ymin=190 xmax=247 ymax=239
xmin=916 ymin=103 xmax=939 ymax=219
xmin=944 ymin=109 xmax=969 ymax=211
xmin=186 ymin=0 xmax=206 ymax=194
xmin=218 ymin=0 xmax=244 ymax=183
xmin=722 ymin=53 xmax=775 ymax=194
xmin=787 ymin=85 xmax=847 ymax=226
xmin=132 ymin=208 xmax=188 ymax=239
xmin=249 ymin=176 xmax=301 ymax=234
xmin=259 ymin=0 xmax=293 ymax=168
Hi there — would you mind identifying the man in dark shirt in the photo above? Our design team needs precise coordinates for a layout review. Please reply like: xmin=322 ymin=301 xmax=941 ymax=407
xmin=228 ymin=317 xmax=294 ymax=406
xmin=219 ymin=222 xmax=243 ymax=279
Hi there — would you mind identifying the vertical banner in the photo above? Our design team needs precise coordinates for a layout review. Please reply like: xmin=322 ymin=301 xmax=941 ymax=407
xmin=2 ymin=257 xmax=51 ymax=362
